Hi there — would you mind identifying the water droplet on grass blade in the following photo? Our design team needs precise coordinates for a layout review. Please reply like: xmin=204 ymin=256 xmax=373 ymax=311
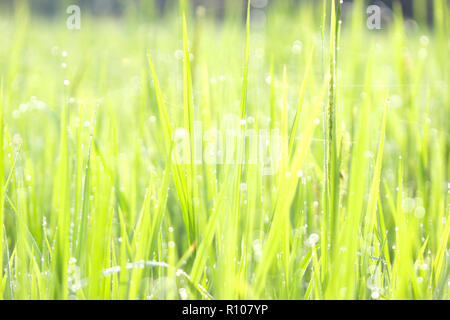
xmin=371 ymin=290 xmax=380 ymax=299
xmin=307 ymin=233 xmax=319 ymax=246
xmin=174 ymin=49 xmax=183 ymax=60
xmin=291 ymin=40 xmax=302 ymax=54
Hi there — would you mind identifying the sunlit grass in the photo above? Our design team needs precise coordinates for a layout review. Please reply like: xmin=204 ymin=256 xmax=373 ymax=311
xmin=0 ymin=0 xmax=448 ymax=300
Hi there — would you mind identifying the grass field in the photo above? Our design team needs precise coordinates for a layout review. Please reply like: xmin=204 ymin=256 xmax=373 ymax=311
xmin=0 ymin=0 xmax=448 ymax=299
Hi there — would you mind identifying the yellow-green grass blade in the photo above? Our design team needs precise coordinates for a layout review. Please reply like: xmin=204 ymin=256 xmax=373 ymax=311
xmin=288 ymin=46 xmax=315 ymax=158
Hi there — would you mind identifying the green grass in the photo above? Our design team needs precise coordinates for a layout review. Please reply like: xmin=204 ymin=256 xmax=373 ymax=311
xmin=0 ymin=0 xmax=448 ymax=299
